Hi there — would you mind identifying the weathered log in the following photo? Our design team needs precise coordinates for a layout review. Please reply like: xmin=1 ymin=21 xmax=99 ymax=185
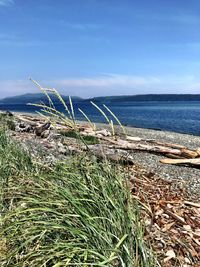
xmin=148 ymin=140 xmax=186 ymax=149
xmin=184 ymin=201 xmax=200 ymax=208
xmin=160 ymin=158 xmax=200 ymax=166
xmin=107 ymin=143 xmax=182 ymax=155
xmin=15 ymin=115 xmax=40 ymax=127
xmin=80 ymin=135 xmax=184 ymax=156
xmin=84 ymin=133 xmax=186 ymax=149
xmin=13 ymin=114 xmax=200 ymax=166
xmin=91 ymin=136 xmax=199 ymax=159
xmin=196 ymin=148 xmax=200 ymax=156
xmin=165 ymin=153 xmax=186 ymax=159
xmin=126 ymin=136 xmax=142 ymax=142
xmin=180 ymin=148 xmax=198 ymax=159
xmin=162 ymin=207 xmax=185 ymax=224
xmin=126 ymin=137 xmax=186 ymax=149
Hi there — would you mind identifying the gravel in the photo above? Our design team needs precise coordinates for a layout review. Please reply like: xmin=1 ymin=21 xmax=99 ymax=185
xmin=10 ymin=113 xmax=200 ymax=200
xmin=96 ymin=123 xmax=200 ymax=200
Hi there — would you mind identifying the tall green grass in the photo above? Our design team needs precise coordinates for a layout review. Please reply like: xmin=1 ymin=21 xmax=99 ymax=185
xmin=0 ymin=128 xmax=156 ymax=266
xmin=28 ymin=79 xmax=126 ymax=137
xmin=0 ymin=82 xmax=157 ymax=266
xmin=0 ymin=129 xmax=33 ymax=213
xmin=0 ymin=113 xmax=15 ymax=131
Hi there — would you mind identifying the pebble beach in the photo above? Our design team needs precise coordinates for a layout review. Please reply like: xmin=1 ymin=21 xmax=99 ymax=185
xmin=97 ymin=123 xmax=200 ymax=200
xmin=2 ymin=111 xmax=200 ymax=200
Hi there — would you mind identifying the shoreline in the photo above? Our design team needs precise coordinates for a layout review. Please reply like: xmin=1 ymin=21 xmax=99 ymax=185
xmin=2 ymin=110 xmax=200 ymax=149
xmin=1 ymin=109 xmax=200 ymax=137
xmin=1 ymin=110 xmax=200 ymax=199
xmin=1 ymin=109 xmax=200 ymax=265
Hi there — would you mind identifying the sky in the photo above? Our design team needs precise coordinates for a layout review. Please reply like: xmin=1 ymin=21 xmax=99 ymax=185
xmin=0 ymin=0 xmax=200 ymax=98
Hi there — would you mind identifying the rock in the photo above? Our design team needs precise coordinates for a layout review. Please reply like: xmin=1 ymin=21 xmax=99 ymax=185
xmin=96 ymin=129 xmax=112 ymax=137
xmin=35 ymin=122 xmax=51 ymax=136
xmin=5 ymin=110 xmax=13 ymax=117
xmin=81 ymin=130 xmax=96 ymax=136
xmin=19 ymin=122 xmax=26 ymax=129
xmin=79 ymin=124 xmax=93 ymax=131
xmin=15 ymin=122 xmax=33 ymax=133
xmin=48 ymin=132 xmax=62 ymax=141
xmin=58 ymin=146 xmax=67 ymax=154
xmin=41 ymin=129 xmax=50 ymax=138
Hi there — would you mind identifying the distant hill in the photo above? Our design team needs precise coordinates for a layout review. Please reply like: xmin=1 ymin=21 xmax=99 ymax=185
xmin=90 ymin=94 xmax=200 ymax=103
xmin=1 ymin=93 xmax=200 ymax=105
xmin=0 ymin=93 xmax=83 ymax=105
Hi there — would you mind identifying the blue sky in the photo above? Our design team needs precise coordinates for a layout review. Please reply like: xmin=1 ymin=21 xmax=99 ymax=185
xmin=0 ymin=0 xmax=200 ymax=98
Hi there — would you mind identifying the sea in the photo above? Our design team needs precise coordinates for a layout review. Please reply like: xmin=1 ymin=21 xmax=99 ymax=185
xmin=1 ymin=100 xmax=200 ymax=136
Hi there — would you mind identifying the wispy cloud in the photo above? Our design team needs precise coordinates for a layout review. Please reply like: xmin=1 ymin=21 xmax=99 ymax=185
xmin=151 ymin=13 xmax=200 ymax=25
xmin=0 ymin=33 xmax=47 ymax=47
xmin=55 ymin=74 xmax=161 ymax=88
xmin=0 ymin=40 xmax=47 ymax=47
xmin=0 ymin=0 xmax=14 ymax=6
xmin=61 ymin=22 xmax=105 ymax=31
xmin=1 ymin=74 xmax=199 ymax=99
xmin=170 ymin=14 xmax=200 ymax=25
xmin=0 ymin=80 xmax=38 ymax=98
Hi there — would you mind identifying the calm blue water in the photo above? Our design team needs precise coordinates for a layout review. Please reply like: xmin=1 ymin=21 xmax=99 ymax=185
xmin=1 ymin=101 xmax=200 ymax=136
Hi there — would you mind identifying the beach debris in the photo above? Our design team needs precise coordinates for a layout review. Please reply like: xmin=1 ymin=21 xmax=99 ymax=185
xmin=95 ymin=129 xmax=112 ymax=137
xmin=164 ymin=250 xmax=176 ymax=263
xmin=184 ymin=201 xmax=200 ymax=208
xmin=126 ymin=135 xmax=142 ymax=142
xmin=15 ymin=122 xmax=33 ymax=133
xmin=5 ymin=110 xmax=13 ymax=117
xmin=40 ymin=129 xmax=50 ymax=138
xmin=35 ymin=122 xmax=51 ymax=137
xmin=130 ymin=169 xmax=200 ymax=266
xmin=11 ymin=113 xmax=200 ymax=167
xmin=160 ymin=158 xmax=200 ymax=166
xmin=4 ymin=113 xmax=200 ymax=266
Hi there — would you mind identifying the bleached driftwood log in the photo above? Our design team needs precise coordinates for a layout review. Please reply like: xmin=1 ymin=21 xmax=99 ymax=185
xmin=13 ymin=114 xmax=200 ymax=166
xmin=160 ymin=158 xmax=200 ymax=166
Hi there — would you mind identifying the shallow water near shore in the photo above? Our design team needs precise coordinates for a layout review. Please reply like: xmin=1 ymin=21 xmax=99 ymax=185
xmin=1 ymin=100 xmax=200 ymax=136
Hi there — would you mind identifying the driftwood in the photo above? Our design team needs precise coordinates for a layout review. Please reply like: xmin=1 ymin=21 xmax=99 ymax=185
xmin=165 ymin=153 xmax=186 ymax=159
xmin=12 ymin=114 xmax=200 ymax=167
xmin=160 ymin=158 xmax=200 ymax=166
xmin=163 ymin=207 xmax=185 ymax=225
xmin=184 ymin=201 xmax=200 ymax=208
xmin=16 ymin=115 xmax=44 ymax=126
xmin=148 ymin=140 xmax=186 ymax=149
xmin=98 ymin=137 xmax=183 ymax=155
xmin=125 ymin=136 xmax=187 ymax=149
xmin=84 ymin=135 xmax=184 ymax=155
xmin=96 ymin=135 xmax=200 ymax=159
xmin=180 ymin=149 xmax=199 ymax=159
xmin=108 ymin=143 xmax=182 ymax=155
xmin=80 ymin=133 xmax=197 ymax=157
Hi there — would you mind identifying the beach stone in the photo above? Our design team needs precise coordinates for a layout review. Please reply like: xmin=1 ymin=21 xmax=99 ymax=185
xmin=5 ymin=110 xmax=13 ymax=117
xmin=58 ymin=146 xmax=67 ymax=154
xmin=35 ymin=122 xmax=51 ymax=136
xmin=41 ymin=129 xmax=50 ymax=138
xmin=96 ymin=129 xmax=112 ymax=137
xmin=48 ymin=132 xmax=62 ymax=141
xmin=15 ymin=122 xmax=33 ymax=133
